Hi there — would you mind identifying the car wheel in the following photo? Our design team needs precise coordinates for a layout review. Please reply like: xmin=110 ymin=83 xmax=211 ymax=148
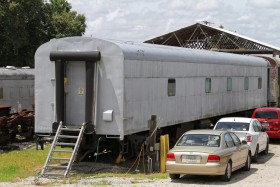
xmin=243 ymin=153 xmax=251 ymax=171
xmin=221 ymin=161 xmax=232 ymax=181
xmin=169 ymin=174 xmax=180 ymax=180
xmin=252 ymin=145 xmax=259 ymax=163
xmin=263 ymin=142 xmax=269 ymax=155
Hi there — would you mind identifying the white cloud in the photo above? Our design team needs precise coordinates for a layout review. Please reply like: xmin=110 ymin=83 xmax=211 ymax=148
xmin=237 ymin=15 xmax=251 ymax=22
xmin=248 ymin=0 xmax=280 ymax=8
xmin=88 ymin=17 xmax=103 ymax=32
xmin=106 ymin=8 xmax=121 ymax=22
xmin=194 ymin=0 xmax=219 ymax=11
xmin=67 ymin=0 xmax=280 ymax=47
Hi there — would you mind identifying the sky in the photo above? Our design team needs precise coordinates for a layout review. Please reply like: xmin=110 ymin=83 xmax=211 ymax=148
xmin=67 ymin=0 xmax=280 ymax=47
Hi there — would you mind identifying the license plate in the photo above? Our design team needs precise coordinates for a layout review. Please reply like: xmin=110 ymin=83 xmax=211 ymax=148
xmin=181 ymin=155 xmax=201 ymax=163
xmin=262 ymin=123 xmax=269 ymax=126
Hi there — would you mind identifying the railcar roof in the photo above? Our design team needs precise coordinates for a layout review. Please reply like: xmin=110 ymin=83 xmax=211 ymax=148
xmin=0 ymin=67 xmax=34 ymax=79
xmin=47 ymin=37 xmax=269 ymax=67
xmin=115 ymin=39 xmax=269 ymax=67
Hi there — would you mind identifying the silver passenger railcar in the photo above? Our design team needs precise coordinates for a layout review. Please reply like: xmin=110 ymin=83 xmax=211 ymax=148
xmin=0 ymin=67 xmax=34 ymax=112
xmin=35 ymin=37 xmax=268 ymax=156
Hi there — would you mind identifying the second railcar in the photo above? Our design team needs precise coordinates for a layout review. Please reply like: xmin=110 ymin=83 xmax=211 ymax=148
xmin=35 ymin=37 xmax=269 ymax=156
xmin=0 ymin=67 xmax=34 ymax=112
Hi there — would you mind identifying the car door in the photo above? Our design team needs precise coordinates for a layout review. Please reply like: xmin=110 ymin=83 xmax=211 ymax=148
xmin=255 ymin=120 xmax=267 ymax=151
xmin=224 ymin=133 xmax=239 ymax=169
xmin=230 ymin=132 xmax=248 ymax=166
xmin=253 ymin=121 xmax=263 ymax=152
xmin=251 ymin=120 xmax=261 ymax=151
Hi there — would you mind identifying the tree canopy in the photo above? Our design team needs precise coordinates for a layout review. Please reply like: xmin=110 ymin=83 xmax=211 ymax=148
xmin=0 ymin=0 xmax=86 ymax=67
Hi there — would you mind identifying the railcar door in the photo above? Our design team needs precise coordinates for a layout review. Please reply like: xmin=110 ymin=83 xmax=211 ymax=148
xmin=50 ymin=51 xmax=100 ymax=127
xmin=65 ymin=62 xmax=86 ymax=125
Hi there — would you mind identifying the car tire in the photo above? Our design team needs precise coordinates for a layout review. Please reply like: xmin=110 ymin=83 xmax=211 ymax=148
xmin=169 ymin=174 xmax=180 ymax=180
xmin=243 ymin=153 xmax=251 ymax=171
xmin=252 ymin=145 xmax=259 ymax=163
xmin=263 ymin=142 xmax=269 ymax=155
xmin=221 ymin=161 xmax=232 ymax=181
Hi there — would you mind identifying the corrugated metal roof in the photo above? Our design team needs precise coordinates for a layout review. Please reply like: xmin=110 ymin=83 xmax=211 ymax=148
xmin=145 ymin=23 xmax=280 ymax=55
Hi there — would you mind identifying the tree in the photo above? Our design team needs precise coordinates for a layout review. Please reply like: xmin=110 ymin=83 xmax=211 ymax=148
xmin=50 ymin=0 xmax=86 ymax=38
xmin=0 ymin=0 xmax=86 ymax=67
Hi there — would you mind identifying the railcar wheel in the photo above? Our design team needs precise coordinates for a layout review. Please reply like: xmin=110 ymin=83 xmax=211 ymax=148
xmin=252 ymin=145 xmax=259 ymax=162
xmin=169 ymin=174 xmax=180 ymax=180
xmin=243 ymin=153 xmax=251 ymax=171
xmin=221 ymin=161 xmax=232 ymax=181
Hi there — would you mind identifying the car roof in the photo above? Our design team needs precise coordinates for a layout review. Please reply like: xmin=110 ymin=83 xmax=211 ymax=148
xmin=254 ymin=107 xmax=280 ymax=112
xmin=184 ymin=129 xmax=224 ymax=136
xmin=217 ymin=117 xmax=254 ymax=123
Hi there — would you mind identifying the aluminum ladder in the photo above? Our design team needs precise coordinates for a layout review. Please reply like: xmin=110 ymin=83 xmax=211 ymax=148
xmin=41 ymin=121 xmax=86 ymax=178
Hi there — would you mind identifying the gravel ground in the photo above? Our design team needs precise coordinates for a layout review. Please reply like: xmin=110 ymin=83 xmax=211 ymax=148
xmin=1 ymin=140 xmax=280 ymax=187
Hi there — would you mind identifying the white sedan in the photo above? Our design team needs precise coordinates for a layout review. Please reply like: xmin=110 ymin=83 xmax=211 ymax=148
xmin=213 ymin=117 xmax=269 ymax=162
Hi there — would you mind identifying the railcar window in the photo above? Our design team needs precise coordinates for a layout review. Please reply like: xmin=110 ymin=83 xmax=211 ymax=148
xmin=0 ymin=88 xmax=3 ymax=99
xmin=205 ymin=78 xmax=211 ymax=93
xmin=244 ymin=77 xmax=249 ymax=90
xmin=227 ymin=77 xmax=232 ymax=91
xmin=168 ymin=79 xmax=176 ymax=96
xmin=258 ymin=77 xmax=262 ymax=89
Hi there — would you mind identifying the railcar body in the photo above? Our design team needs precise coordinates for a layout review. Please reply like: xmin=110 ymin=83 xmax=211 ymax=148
xmin=0 ymin=67 xmax=34 ymax=144
xmin=35 ymin=37 xmax=268 ymax=154
xmin=0 ymin=67 xmax=34 ymax=112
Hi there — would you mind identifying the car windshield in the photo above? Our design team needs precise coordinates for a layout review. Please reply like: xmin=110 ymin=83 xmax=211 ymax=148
xmin=255 ymin=111 xmax=278 ymax=119
xmin=215 ymin=122 xmax=249 ymax=131
xmin=176 ymin=134 xmax=220 ymax=147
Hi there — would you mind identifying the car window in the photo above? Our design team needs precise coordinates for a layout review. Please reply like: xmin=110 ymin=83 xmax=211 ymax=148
xmin=176 ymin=134 xmax=220 ymax=147
xmin=253 ymin=121 xmax=261 ymax=132
xmin=255 ymin=121 xmax=263 ymax=131
xmin=254 ymin=111 xmax=278 ymax=119
xmin=224 ymin=133 xmax=235 ymax=147
xmin=255 ymin=121 xmax=263 ymax=132
xmin=215 ymin=122 xmax=249 ymax=131
xmin=229 ymin=132 xmax=241 ymax=146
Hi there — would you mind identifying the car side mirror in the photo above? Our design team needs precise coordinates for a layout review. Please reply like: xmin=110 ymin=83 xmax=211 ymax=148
xmin=241 ymin=140 xmax=247 ymax=145
xmin=262 ymin=127 xmax=269 ymax=132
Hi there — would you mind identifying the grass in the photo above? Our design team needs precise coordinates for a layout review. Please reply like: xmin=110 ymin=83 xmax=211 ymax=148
xmin=0 ymin=144 xmax=168 ymax=184
xmin=0 ymin=145 xmax=70 ymax=182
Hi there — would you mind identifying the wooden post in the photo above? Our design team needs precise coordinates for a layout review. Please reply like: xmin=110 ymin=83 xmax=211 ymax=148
xmin=160 ymin=134 xmax=169 ymax=173
xmin=148 ymin=115 xmax=157 ymax=172
xmin=149 ymin=115 xmax=157 ymax=152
